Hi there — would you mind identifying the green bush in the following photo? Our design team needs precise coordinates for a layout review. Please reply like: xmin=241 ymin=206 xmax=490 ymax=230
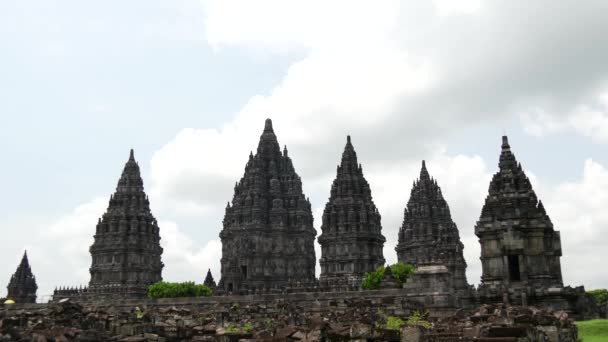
xmin=407 ymin=310 xmax=431 ymax=329
xmin=588 ymin=289 xmax=608 ymax=305
xmin=148 ymin=281 xmax=212 ymax=299
xmin=225 ymin=322 xmax=253 ymax=334
xmin=390 ymin=262 xmax=415 ymax=286
xmin=382 ymin=316 xmax=404 ymax=330
xmin=361 ymin=263 xmax=416 ymax=289
xmin=361 ymin=266 xmax=385 ymax=290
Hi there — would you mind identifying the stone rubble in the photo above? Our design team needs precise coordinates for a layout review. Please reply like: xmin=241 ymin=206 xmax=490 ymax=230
xmin=0 ymin=299 xmax=578 ymax=342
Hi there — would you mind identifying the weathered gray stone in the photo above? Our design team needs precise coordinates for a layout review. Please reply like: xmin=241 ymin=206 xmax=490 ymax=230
xmin=219 ymin=119 xmax=317 ymax=293
xmin=318 ymin=136 xmax=386 ymax=285
xmin=396 ymin=161 xmax=469 ymax=292
xmin=5 ymin=251 xmax=37 ymax=304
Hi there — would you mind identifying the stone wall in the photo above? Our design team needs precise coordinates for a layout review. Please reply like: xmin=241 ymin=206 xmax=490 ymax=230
xmin=1 ymin=297 xmax=579 ymax=341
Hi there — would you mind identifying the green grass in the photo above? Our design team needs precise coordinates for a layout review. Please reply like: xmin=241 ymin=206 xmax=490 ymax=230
xmin=576 ymin=319 xmax=608 ymax=342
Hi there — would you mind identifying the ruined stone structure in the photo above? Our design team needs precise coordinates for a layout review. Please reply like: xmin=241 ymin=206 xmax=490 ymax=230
xmin=219 ymin=119 xmax=317 ymax=293
xmin=87 ymin=149 xmax=164 ymax=297
xmin=5 ymin=251 xmax=38 ymax=303
xmin=318 ymin=136 xmax=385 ymax=285
xmin=395 ymin=161 xmax=469 ymax=291
xmin=476 ymin=136 xmax=574 ymax=308
xmin=203 ymin=269 xmax=216 ymax=289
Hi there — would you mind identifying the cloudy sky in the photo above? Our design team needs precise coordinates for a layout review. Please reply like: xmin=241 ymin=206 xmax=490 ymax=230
xmin=1 ymin=0 xmax=608 ymax=301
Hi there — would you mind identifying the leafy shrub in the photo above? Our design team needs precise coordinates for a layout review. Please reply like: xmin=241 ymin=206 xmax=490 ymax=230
xmin=588 ymin=289 xmax=608 ymax=305
xmin=361 ymin=266 xmax=385 ymax=290
xmin=407 ymin=310 xmax=431 ymax=329
xmin=361 ymin=263 xmax=416 ymax=289
xmin=225 ymin=322 xmax=253 ymax=334
xmin=148 ymin=281 xmax=212 ymax=299
xmin=379 ymin=316 xmax=404 ymax=330
xmin=390 ymin=262 xmax=415 ymax=286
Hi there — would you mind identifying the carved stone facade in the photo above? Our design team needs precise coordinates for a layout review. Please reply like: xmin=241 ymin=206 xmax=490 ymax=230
xmin=395 ymin=161 xmax=469 ymax=291
xmin=476 ymin=136 xmax=563 ymax=297
xmin=219 ymin=119 xmax=317 ymax=292
xmin=318 ymin=136 xmax=385 ymax=284
xmin=88 ymin=150 xmax=164 ymax=297
xmin=6 ymin=251 xmax=38 ymax=303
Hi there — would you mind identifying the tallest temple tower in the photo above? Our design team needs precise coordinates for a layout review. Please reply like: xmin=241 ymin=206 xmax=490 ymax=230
xmin=219 ymin=119 xmax=317 ymax=293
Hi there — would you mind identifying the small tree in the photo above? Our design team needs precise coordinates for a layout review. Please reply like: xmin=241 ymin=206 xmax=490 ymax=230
xmin=390 ymin=262 xmax=415 ymax=286
xmin=587 ymin=289 xmax=608 ymax=305
xmin=361 ymin=266 xmax=385 ymax=290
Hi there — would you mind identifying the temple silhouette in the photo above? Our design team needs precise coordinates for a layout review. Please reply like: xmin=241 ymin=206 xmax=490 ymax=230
xmin=4 ymin=119 xmax=589 ymax=316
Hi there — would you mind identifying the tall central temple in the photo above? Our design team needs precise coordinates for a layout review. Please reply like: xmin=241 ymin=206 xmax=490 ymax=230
xmin=219 ymin=119 xmax=317 ymax=292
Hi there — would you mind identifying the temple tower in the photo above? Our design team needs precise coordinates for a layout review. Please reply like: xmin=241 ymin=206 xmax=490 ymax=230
xmin=88 ymin=149 xmax=164 ymax=297
xmin=318 ymin=136 xmax=385 ymax=284
xmin=395 ymin=161 xmax=469 ymax=290
xmin=204 ymin=269 xmax=217 ymax=289
xmin=6 ymin=251 xmax=38 ymax=303
xmin=476 ymin=136 xmax=563 ymax=294
xmin=219 ymin=119 xmax=317 ymax=292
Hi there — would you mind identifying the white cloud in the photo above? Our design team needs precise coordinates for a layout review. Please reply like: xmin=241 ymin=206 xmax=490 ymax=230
xmin=520 ymin=92 xmax=608 ymax=143
xmin=542 ymin=159 xmax=608 ymax=289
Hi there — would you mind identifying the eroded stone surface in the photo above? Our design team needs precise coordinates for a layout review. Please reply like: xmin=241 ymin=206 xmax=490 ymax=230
xmin=395 ymin=161 xmax=469 ymax=292
xmin=219 ymin=119 xmax=317 ymax=293
xmin=318 ymin=136 xmax=386 ymax=285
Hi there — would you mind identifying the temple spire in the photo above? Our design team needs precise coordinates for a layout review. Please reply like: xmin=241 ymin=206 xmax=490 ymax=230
xmin=88 ymin=149 xmax=163 ymax=297
xmin=396 ymin=160 xmax=469 ymax=290
xmin=203 ymin=269 xmax=217 ymax=289
xmin=6 ymin=250 xmax=38 ymax=303
xmin=419 ymin=160 xmax=431 ymax=182
xmin=498 ymin=135 xmax=517 ymax=170
xmin=319 ymin=135 xmax=385 ymax=283
xmin=264 ymin=118 xmax=274 ymax=133
xmin=340 ymin=135 xmax=358 ymax=172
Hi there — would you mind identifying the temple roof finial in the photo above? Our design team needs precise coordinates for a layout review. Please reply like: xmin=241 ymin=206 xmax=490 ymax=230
xmin=419 ymin=160 xmax=430 ymax=181
xmin=129 ymin=149 xmax=135 ymax=161
xmin=502 ymin=135 xmax=510 ymax=150
xmin=264 ymin=118 xmax=273 ymax=133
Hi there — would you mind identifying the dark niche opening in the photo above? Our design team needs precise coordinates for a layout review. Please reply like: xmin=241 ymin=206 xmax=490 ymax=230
xmin=227 ymin=283 xmax=233 ymax=292
xmin=508 ymin=255 xmax=521 ymax=281
xmin=241 ymin=265 xmax=248 ymax=279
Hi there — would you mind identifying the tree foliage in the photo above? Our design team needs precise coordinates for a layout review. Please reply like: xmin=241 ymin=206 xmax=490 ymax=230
xmin=390 ymin=262 xmax=415 ymax=286
xmin=361 ymin=266 xmax=385 ymax=290
xmin=148 ymin=281 xmax=212 ymax=299
xmin=588 ymin=289 xmax=608 ymax=305
xmin=361 ymin=263 xmax=416 ymax=290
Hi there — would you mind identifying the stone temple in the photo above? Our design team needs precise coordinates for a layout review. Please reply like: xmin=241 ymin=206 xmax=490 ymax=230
xmin=318 ymin=136 xmax=385 ymax=285
xmin=218 ymin=119 xmax=317 ymax=293
xmin=5 ymin=251 xmax=38 ymax=304
xmin=395 ymin=161 xmax=469 ymax=292
xmin=475 ymin=136 xmax=587 ymax=311
xmin=87 ymin=149 xmax=164 ymax=297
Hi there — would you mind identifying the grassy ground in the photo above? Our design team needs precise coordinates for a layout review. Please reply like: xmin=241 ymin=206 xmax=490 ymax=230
xmin=576 ymin=319 xmax=608 ymax=342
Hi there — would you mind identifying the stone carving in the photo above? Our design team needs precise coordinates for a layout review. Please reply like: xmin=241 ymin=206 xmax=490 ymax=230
xmin=318 ymin=136 xmax=385 ymax=284
xmin=88 ymin=149 xmax=164 ymax=297
xmin=395 ymin=161 xmax=469 ymax=291
xmin=6 ymin=251 xmax=38 ymax=303
xmin=219 ymin=119 xmax=317 ymax=292
xmin=476 ymin=136 xmax=564 ymax=300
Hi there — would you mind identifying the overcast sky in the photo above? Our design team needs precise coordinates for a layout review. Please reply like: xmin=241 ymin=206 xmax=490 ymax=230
xmin=1 ymin=0 xmax=608 ymax=301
